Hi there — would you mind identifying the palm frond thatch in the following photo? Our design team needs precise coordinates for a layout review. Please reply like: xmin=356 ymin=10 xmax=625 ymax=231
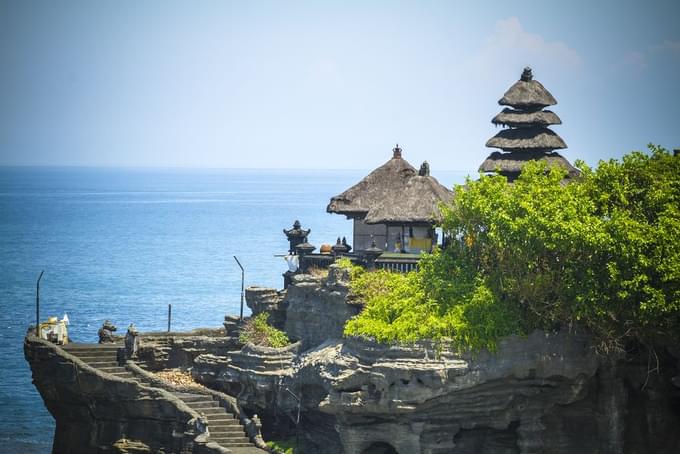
xmin=486 ymin=126 xmax=567 ymax=152
xmin=327 ymin=154 xmax=453 ymax=224
xmin=363 ymin=174 xmax=453 ymax=224
xmin=499 ymin=78 xmax=557 ymax=108
xmin=492 ymin=108 xmax=561 ymax=127
xmin=479 ymin=151 xmax=580 ymax=178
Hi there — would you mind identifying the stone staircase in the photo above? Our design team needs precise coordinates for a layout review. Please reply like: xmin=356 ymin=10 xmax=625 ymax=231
xmin=63 ymin=343 xmax=260 ymax=451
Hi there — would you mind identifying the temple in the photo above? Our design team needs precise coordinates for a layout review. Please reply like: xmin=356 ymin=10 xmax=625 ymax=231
xmin=327 ymin=144 xmax=453 ymax=253
xmin=480 ymin=67 xmax=579 ymax=181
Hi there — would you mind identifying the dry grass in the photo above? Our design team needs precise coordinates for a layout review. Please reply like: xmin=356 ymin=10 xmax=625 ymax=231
xmin=154 ymin=369 xmax=202 ymax=389
xmin=307 ymin=266 xmax=329 ymax=278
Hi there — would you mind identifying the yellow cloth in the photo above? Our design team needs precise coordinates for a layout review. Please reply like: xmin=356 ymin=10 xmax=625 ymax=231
xmin=408 ymin=238 xmax=432 ymax=250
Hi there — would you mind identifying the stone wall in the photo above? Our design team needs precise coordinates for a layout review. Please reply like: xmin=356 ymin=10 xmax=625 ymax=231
xmin=196 ymin=329 xmax=680 ymax=453
xmin=136 ymin=328 xmax=240 ymax=371
xmin=24 ymin=335 xmax=226 ymax=454
xmin=245 ymin=265 xmax=361 ymax=350
xmin=195 ymin=279 xmax=680 ymax=454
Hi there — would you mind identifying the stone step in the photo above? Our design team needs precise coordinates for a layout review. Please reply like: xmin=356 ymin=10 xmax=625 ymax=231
xmin=64 ymin=347 xmax=121 ymax=354
xmin=83 ymin=360 xmax=119 ymax=367
xmin=210 ymin=427 xmax=246 ymax=435
xmin=210 ymin=437 xmax=252 ymax=445
xmin=64 ymin=343 xmax=121 ymax=349
xmin=186 ymin=401 xmax=219 ymax=409
xmin=111 ymin=372 xmax=134 ymax=379
xmin=98 ymin=366 xmax=127 ymax=373
xmin=199 ymin=406 xmax=232 ymax=414
xmin=206 ymin=416 xmax=241 ymax=426
xmin=173 ymin=393 xmax=212 ymax=402
xmin=71 ymin=354 xmax=119 ymax=361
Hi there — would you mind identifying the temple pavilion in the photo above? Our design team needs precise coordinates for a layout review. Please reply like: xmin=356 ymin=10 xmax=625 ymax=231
xmin=327 ymin=145 xmax=453 ymax=253
xmin=480 ymin=67 xmax=579 ymax=181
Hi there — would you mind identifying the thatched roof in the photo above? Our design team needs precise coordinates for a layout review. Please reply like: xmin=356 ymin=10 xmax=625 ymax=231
xmin=479 ymin=151 xmax=580 ymax=179
xmin=486 ymin=126 xmax=567 ymax=152
xmin=327 ymin=146 xmax=453 ymax=224
xmin=364 ymin=174 xmax=453 ymax=224
xmin=499 ymin=67 xmax=557 ymax=109
xmin=492 ymin=108 xmax=561 ymax=128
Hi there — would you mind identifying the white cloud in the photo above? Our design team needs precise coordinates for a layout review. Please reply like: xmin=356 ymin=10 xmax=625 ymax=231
xmin=468 ymin=17 xmax=583 ymax=79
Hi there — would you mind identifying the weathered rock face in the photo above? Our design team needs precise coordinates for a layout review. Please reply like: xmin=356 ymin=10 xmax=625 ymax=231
xmin=245 ymin=287 xmax=288 ymax=330
xmin=24 ymin=335 xmax=224 ymax=454
xmin=246 ymin=266 xmax=361 ymax=349
xmin=135 ymin=329 xmax=240 ymax=371
xmin=195 ymin=330 xmax=680 ymax=454
xmin=196 ymin=266 xmax=680 ymax=454
xmin=284 ymin=266 xmax=361 ymax=349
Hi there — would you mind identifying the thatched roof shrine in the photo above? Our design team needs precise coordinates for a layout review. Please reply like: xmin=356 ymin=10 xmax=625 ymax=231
xmin=492 ymin=108 xmax=561 ymax=128
xmin=327 ymin=145 xmax=453 ymax=224
xmin=480 ymin=151 xmax=580 ymax=180
xmin=485 ymin=126 xmax=567 ymax=152
xmin=499 ymin=67 xmax=557 ymax=108
xmin=481 ymin=67 xmax=577 ymax=181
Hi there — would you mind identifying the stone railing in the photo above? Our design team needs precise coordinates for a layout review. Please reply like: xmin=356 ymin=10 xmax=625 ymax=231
xmin=23 ymin=334 xmax=227 ymax=454
xmin=300 ymin=252 xmax=419 ymax=273
xmin=125 ymin=361 xmax=271 ymax=452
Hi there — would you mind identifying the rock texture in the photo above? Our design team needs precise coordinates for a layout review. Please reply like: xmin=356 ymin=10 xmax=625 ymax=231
xmin=195 ymin=330 xmax=680 ymax=454
xmin=136 ymin=329 xmax=240 ymax=371
xmin=246 ymin=266 xmax=361 ymax=350
xmin=196 ymin=265 xmax=680 ymax=454
xmin=24 ymin=335 xmax=227 ymax=454
xmin=27 ymin=263 xmax=680 ymax=453
xmin=245 ymin=287 xmax=288 ymax=330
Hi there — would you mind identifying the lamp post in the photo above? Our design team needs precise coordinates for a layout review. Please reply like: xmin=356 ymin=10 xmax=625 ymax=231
xmin=35 ymin=270 xmax=44 ymax=337
xmin=233 ymin=256 xmax=244 ymax=321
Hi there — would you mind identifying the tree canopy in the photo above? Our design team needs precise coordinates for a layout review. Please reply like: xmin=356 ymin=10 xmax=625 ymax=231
xmin=344 ymin=146 xmax=680 ymax=352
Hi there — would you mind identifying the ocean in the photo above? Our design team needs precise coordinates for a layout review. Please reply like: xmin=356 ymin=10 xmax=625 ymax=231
xmin=0 ymin=167 xmax=467 ymax=453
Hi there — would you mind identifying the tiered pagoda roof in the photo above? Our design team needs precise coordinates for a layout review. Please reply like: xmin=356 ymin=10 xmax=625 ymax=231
xmin=481 ymin=67 xmax=578 ymax=181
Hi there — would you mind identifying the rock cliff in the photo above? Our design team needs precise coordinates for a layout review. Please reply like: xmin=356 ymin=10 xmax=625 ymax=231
xmin=26 ymin=263 xmax=680 ymax=453
xmin=198 ymin=264 xmax=680 ymax=454
xmin=24 ymin=334 xmax=228 ymax=454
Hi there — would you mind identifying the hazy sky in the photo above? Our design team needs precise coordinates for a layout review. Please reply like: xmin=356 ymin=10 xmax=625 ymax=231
xmin=1 ymin=0 xmax=679 ymax=172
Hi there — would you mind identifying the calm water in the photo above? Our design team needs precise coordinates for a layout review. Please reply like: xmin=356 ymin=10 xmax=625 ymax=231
xmin=0 ymin=167 xmax=466 ymax=453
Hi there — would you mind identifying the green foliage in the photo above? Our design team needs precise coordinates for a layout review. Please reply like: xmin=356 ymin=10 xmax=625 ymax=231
xmin=345 ymin=146 xmax=680 ymax=352
xmin=266 ymin=437 xmax=299 ymax=454
xmin=239 ymin=313 xmax=290 ymax=348
xmin=343 ymin=259 xmax=520 ymax=351
xmin=335 ymin=257 xmax=364 ymax=280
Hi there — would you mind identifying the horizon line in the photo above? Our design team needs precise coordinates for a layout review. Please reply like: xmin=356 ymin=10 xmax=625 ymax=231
xmin=0 ymin=164 xmax=477 ymax=174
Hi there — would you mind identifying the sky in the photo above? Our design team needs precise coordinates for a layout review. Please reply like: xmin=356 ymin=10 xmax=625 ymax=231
xmin=1 ymin=0 xmax=679 ymax=172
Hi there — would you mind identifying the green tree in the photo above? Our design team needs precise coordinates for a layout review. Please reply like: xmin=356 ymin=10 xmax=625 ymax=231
xmin=345 ymin=146 xmax=680 ymax=352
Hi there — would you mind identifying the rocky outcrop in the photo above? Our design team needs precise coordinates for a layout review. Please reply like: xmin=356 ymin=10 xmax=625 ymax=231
xmin=136 ymin=329 xmax=240 ymax=371
xmin=245 ymin=287 xmax=288 ymax=330
xmin=193 ymin=342 xmax=300 ymax=410
xmin=195 ymin=329 xmax=680 ymax=453
xmin=24 ymin=334 xmax=227 ymax=454
xmin=246 ymin=266 xmax=361 ymax=350
xmin=27 ymin=262 xmax=680 ymax=454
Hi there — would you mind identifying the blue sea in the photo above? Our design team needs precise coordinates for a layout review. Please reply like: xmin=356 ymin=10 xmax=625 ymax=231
xmin=0 ymin=167 xmax=466 ymax=453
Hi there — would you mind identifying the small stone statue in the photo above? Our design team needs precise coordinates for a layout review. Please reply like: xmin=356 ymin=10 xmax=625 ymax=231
xmin=98 ymin=320 xmax=117 ymax=343
xmin=124 ymin=323 xmax=139 ymax=359
xmin=342 ymin=237 xmax=352 ymax=253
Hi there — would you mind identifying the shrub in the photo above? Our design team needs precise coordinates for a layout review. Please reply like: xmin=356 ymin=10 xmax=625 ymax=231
xmin=239 ymin=313 xmax=290 ymax=348
xmin=344 ymin=146 xmax=680 ymax=352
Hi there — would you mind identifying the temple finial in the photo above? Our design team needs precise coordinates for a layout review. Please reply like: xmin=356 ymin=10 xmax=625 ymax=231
xmin=393 ymin=143 xmax=402 ymax=158
xmin=521 ymin=67 xmax=533 ymax=81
